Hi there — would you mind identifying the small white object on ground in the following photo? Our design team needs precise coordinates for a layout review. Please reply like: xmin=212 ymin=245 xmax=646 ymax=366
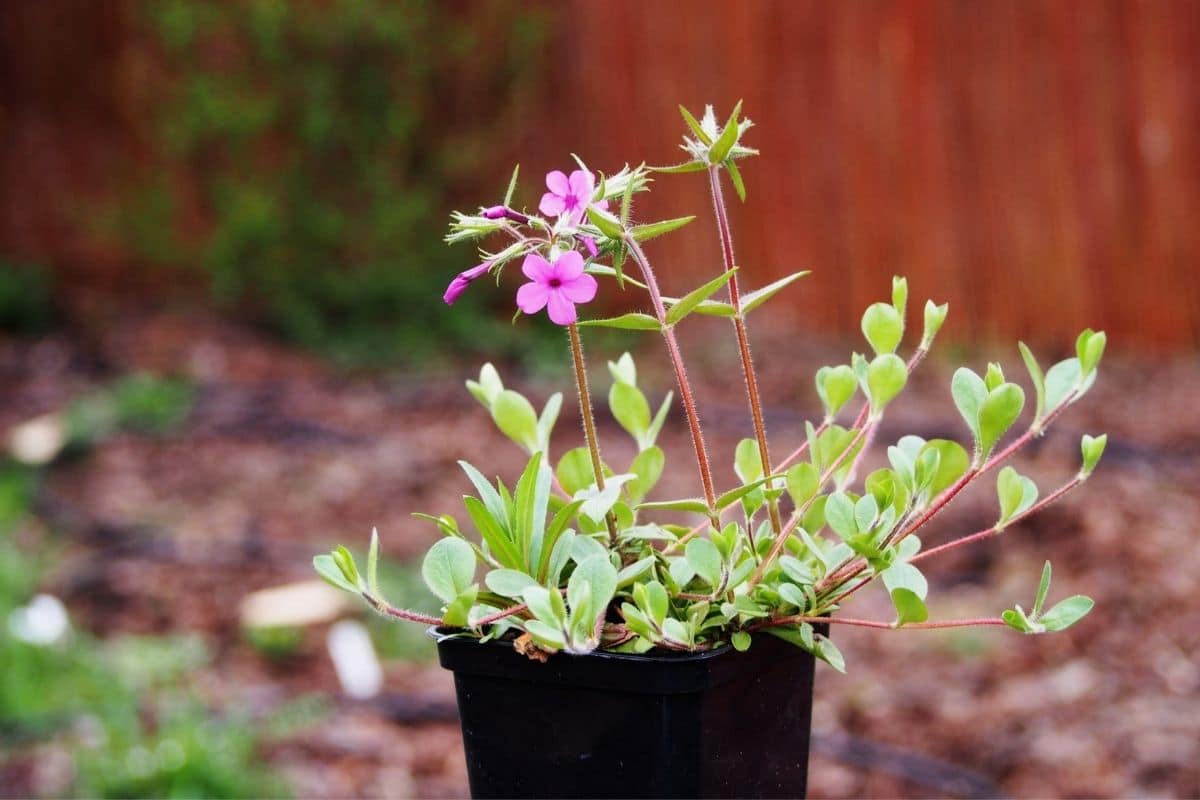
xmin=327 ymin=619 xmax=383 ymax=699
xmin=8 ymin=593 xmax=71 ymax=645
xmin=239 ymin=579 xmax=350 ymax=629
xmin=7 ymin=413 xmax=67 ymax=466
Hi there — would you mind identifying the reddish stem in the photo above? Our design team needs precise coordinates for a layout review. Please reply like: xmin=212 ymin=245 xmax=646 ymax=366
xmin=760 ymin=615 xmax=1007 ymax=631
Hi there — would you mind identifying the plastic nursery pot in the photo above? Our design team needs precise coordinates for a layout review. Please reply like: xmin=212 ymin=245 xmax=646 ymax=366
xmin=434 ymin=627 xmax=820 ymax=799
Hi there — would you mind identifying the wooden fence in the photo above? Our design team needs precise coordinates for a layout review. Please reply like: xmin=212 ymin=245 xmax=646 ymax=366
xmin=1 ymin=0 xmax=1197 ymax=350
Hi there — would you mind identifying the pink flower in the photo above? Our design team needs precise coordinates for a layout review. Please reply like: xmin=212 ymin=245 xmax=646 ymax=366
xmin=515 ymin=251 xmax=598 ymax=326
xmin=539 ymin=169 xmax=608 ymax=224
xmin=443 ymin=262 xmax=492 ymax=305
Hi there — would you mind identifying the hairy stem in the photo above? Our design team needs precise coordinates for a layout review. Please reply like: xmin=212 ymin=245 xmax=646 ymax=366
xmin=363 ymin=593 xmax=444 ymax=626
xmin=624 ymin=234 xmax=719 ymax=515
xmin=759 ymin=614 xmax=1007 ymax=631
xmin=706 ymin=165 xmax=785 ymax=538
xmin=568 ymin=323 xmax=620 ymax=544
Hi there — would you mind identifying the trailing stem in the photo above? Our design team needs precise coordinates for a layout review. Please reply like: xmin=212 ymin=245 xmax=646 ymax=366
xmin=568 ymin=323 xmax=620 ymax=544
xmin=623 ymin=234 xmax=719 ymax=517
xmin=362 ymin=593 xmax=443 ymax=626
xmin=706 ymin=165 xmax=785 ymax=539
xmin=758 ymin=615 xmax=1007 ymax=631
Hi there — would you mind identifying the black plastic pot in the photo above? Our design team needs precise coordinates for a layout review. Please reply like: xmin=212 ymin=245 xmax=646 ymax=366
xmin=435 ymin=629 xmax=819 ymax=799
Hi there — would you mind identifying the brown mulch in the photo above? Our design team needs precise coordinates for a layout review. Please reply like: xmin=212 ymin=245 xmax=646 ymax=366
xmin=2 ymin=305 xmax=1198 ymax=798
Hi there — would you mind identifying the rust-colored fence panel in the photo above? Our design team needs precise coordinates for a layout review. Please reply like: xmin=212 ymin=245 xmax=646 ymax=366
xmin=1 ymin=1 xmax=1197 ymax=350
xmin=526 ymin=0 xmax=1200 ymax=350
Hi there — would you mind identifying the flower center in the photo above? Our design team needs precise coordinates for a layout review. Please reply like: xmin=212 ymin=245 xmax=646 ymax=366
xmin=548 ymin=277 xmax=563 ymax=288
xmin=564 ymin=194 xmax=579 ymax=210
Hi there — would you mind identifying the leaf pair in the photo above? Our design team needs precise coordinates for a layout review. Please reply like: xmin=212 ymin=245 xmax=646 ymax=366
xmin=1002 ymin=562 xmax=1094 ymax=634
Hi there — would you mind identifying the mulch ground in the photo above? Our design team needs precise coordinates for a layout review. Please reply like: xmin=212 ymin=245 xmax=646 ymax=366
xmin=3 ymin=304 xmax=1198 ymax=798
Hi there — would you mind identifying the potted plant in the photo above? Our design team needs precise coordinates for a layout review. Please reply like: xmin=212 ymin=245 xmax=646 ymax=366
xmin=315 ymin=103 xmax=1106 ymax=799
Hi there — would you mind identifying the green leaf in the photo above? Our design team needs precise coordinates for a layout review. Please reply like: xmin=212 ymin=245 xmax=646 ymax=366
xmin=512 ymin=452 xmax=551 ymax=569
xmin=708 ymin=99 xmax=743 ymax=163
xmin=678 ymin=104 xmax=712 ymax=144
xmin=608 ymin=352 xmax=638 ymax=385
xmin=536 ymin=393 xmax=562 ymax=451
xmin=685 ymin=538 xmax=724 ymax=588
xmin=1002 ymin=605 xmax=1037 ymax=633
xmin=1033 ymin=561 xmax=1052 ymax=618
xmin=610 ymin=381 xmax=651 ymax=441
xmin=921 ymin=301 xmax=948 ymax=348
xmin=586 ymin=205 xmax=625 ymax=239
xmin=464 ymin=495 xmax=522 ymax=570
xmin=825 ymin=492 xmax=858 ymax=539
xmin=715 ymin=476 xmax=773 ymax=510
xmin=734 ymin=438 xmax=763 ymax=484
xmin=890 ymin=588 xmax=929 ymax=626
xmin=984 ymin=362 xmax=1006 ymax=392
xmin=629 ymin=216 xmax=696 ymax=243
xmin=861 ymin=302 xmax=903 ymax=355
xmin=951 ymin=368 xmax=987 ymax=440
xmin=779 ymin=555 xmax=816 ymax=586
xmin=816 ymin=365 xmax=857 ymax=417
xmin=996 ymin=466 xmax=1038 ymax=525
xmin=459 ymin=461 xmax=510 ymax=534
xmin=1018 ymin=342 xmax=1046 ymax=422
xmin=978 ymin=383 xmax=1026 ymax=457
xmin=916 ymin=439 xmax=969 ymax=498
xmin=637 ymin=497 xmax=710 ymax=515
xmin=1080 ymin=433 xmax=1107 ymax=476
xmin=539 ymin=499 xmax=584 ymax=582
xmin=569 ymin=555 xmax=618 ymax=626
xmin=522 ymin=585 xmax=565 ymax=625
xmin=726 ymin=159 xmax=747 ymax=202
xmin=422 ymin=538 xmax=477 ymax=604
xmin=763 ymin=623 xmax=815 ymax=651
xmin=666 ymin=269 xmax=738 ymax=326
xmin=366 ymin=528 xmax=381 ymax=598
xmin=442 ymin=586 xmax=477 ymax=628
xmin=646 ymin=391 xmax=673 ymax=446
xmin=891 ymin=276 xmax=908 ymax=321
xmin=575 ymin=475 xmax=634 ymax=524
xmin=741 ymin=270 xmax=809 ymax=314
xmin=314 ymin=554 xmax=359 ymax=594
xmin=616 ymin=556 xmax=655 ymax=588
xmin=1039 ymin=595 xmax=1093 ymax=631
xmin=651 ymin=160 xmax=708 ymax=174
xmin=786 ymin=462 xmax=820 ymax=507
xmin=485 ymin=569 xmax=539 ymax=598
xmin=1076 ymin=329 xmax=1107 ymax=377
xmin=503 ymin=163 xmax=520 ymax=207
xmin=524 ymin=619 xmax=565 ymax=649
xmin=854 ymin=494 xmax=879 ymax=533
xmin=577 ymin=312 xmax=662 ymax=331
xmin=731 ymin=631 xmax=752 ymax=651
xmin=628 ymin=446 xmax=666 ymax=504
xmin=492 ymin=390 xmax=540 ymax=453
xmin=557 ymin=447 xmax=598 ymax=496
xmin=332 ymin=546 xmax=360 ymax=588
xmin=815 ymin=634 xmax=846 ymax=673
xmin=1044 ymin=358 xmax=1081 ymax=414
xmin=643 ymin=581 xmax=670 ymax=626
xmin=866 ymin=353 xmax=908 ymax=414
xmin=882 ymin=560 xmax=928 ymax=600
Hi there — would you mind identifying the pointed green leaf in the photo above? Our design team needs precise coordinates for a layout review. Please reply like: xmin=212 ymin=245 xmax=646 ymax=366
xmin=577 ymin=312 xmax=662 ymax=331
xmin=866 ymin=353 xmax=908 ymax=414
xmin=1044 ymin=358 xmax=1081 ymax=414
xmin=610 ymin=381 xmax=651 ymax=441
xmin=1033 ymin=561 xmax=1052 ymax=618
xmin=890 ymin=587 xmax=929 ymax=626
xmin=708 ymin=99 xmax=743 ymax=163
xmin=491 ymin=390 xmax=540 ymax=453
xmin=951 ymin=368 xmax=987 ymax=439
xmin=485 ymin=568 xmax=539 ymax=598
xmin=503 ymin=163 xmax=520 ymax=207
xmin=665 ymin=269 xmax=738 ymax=326
xmin=816 ymin=364 xmax=857 ymax=417
xmin=726 ymin=159 xmax=747 ymax=201
xmin=921 ymin=300 xmax=948 ymax=348
xmin=651 ymin=160 xmax=708 ymax=174
xmin=685 ymin=538 xmax=724 ymax=588
xmin=1018 ymin=342 xmax=1046 ymax=422
xmin=636 ymin=497 xmax=710 ymax=515
xmin=629 ymin=216 xmax=696 ymax=243
xmin=628 ymin=446 xmax=666 ymax=504
xmin=366 ymin=528 xmax=381 ymax=598
xmin=740 ymin=271 xmax=810 ymax=314
xmin=1080 ymin=433 xmax=1107 ymax=476
xmin=785 ymin=462 xmax=820 ymax=507
xmin=586 ymin=205 xmax=624 ymax=239
xmin=678 ymin=104 xmax=712 ymax=144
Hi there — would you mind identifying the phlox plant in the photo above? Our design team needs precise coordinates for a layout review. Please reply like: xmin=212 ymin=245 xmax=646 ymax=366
xmin=316 ymin=103 xmax=1106 ymax=670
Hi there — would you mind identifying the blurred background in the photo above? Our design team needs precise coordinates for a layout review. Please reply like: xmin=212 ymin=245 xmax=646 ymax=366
xmin=1 ymin=1 xmax=1197 ymax=797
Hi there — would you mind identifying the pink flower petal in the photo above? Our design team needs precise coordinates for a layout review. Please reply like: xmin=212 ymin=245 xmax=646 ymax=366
xmin=443 ymin=276 xmax=470 ymax=305
xmin=568 ymin=170 xmax=594 ymax=201
xmin=539 ymin=192 xmax=566 ymax=217
xmin=546 ymin=290 xmax=578 ymax=326
xmin=521 ymin=252 xmax=553 ymax=282
xmin=594 ymin=198 xmax=610 ymax=211
xmin=545 ymin=170 xmax=570 ymax=196
xmin=516 ymin=281 xmax=550 ymax=314
xmin=560 ymin=272 xmax=598 ymax=303
xmin=553 ymin=250 xmax=585 ymax=281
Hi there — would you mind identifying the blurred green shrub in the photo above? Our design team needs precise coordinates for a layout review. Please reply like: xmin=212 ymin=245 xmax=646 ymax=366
xmin=0 ymin=261 xmax=55 ymax=333
xmin=117 ymin=0 xmax=548 ymax=365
